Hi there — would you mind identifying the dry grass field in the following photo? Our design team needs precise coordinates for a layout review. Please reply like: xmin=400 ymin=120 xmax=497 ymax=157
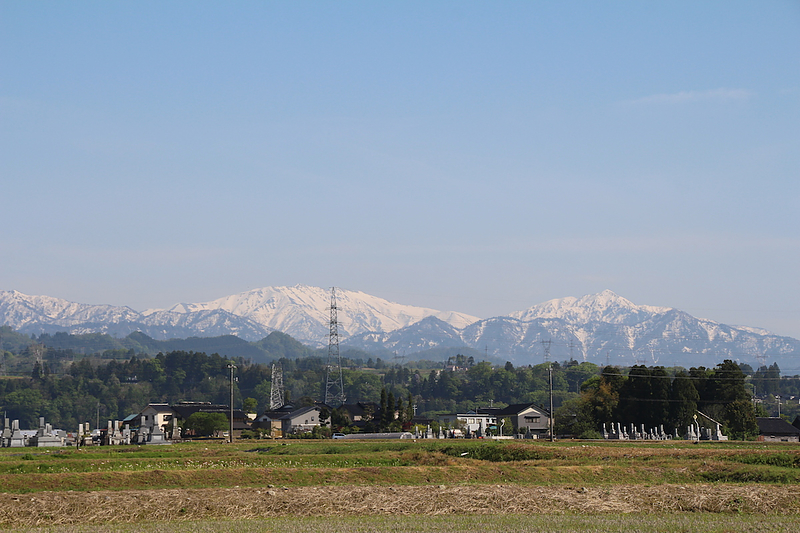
xmin=1 ymin=439 xmax=799 ymax=531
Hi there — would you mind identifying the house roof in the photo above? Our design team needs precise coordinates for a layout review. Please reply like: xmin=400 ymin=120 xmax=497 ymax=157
xmin=756 ymin=417 xmax=800 ymax=436
xmin=477 ymin=403 xmax=550 ymax=417
xmin=280 ymin=405 xmax=320 ymax=421
xmin=485 ymin=403 xmax=549 ymax=417
xmin=142 ymin=403 xmax=173 ymax=413
xmin=338 ymin=402 xmax=378 ymax=417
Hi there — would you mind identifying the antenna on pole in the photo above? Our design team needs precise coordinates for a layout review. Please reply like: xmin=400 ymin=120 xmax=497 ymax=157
xmin=270 ymin=363 xmax=285 ymax=410
xmin=324 ymin=287 xmax=346 ymax=407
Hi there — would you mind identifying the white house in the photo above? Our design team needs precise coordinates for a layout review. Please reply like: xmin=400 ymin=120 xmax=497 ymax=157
xmin=139 ymin=404 xmax=175 ymax=432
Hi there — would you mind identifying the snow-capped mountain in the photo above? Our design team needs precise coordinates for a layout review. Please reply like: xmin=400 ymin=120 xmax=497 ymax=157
xmin=2 ymin=287 xmax=798 ymax=369
xmin=509 ymin=289 xmax=671 ymax=325
xmin=0 ymin=290 xmax=272 ymax=340
xmin=148 ymin=285 xmax=479 ymax=344
xmin=0 ymin=286 xmax=478 ymax=344
xmin=344 ymin=291 xmax=800 ymax=369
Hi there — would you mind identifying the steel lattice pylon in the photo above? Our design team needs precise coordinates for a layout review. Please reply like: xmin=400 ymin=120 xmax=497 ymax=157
xmin=324 ymin=287 xmax=346 ymax=406
xmin=270 ymin=363 xmax=285 ymax=410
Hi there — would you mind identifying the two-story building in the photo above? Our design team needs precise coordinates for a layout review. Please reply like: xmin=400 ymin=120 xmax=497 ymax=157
xmin=483 ymin=403 xmax=551 ymax=437
xmin=438 ymin=411 xmax=497 ymax=435
xmin=139 ymin=404 xmax=175 ymax=433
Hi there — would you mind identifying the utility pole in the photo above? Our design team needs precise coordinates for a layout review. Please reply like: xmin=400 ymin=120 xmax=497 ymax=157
xmin=542 ymin=339 xmax=554 ymax=442
xmin=228 ymin=363 xmax=236 ymax=443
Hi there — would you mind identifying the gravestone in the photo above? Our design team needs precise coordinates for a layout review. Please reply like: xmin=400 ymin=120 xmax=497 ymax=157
xmin=32 ymin=417 xmax=62 ymax=447
xmin=137 ymin=416 xmax=150 ymax=444
xmin=148 ymin=419 xmax=169 ymax=445
xmin=9 ymin=420 xmax=25 ymax=447
xmin=1 ymin=418 xmax=11 ymax=447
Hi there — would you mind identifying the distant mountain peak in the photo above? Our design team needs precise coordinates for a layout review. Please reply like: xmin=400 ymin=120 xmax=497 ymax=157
xmin=509 ymin=290 xmax=672 ymax=325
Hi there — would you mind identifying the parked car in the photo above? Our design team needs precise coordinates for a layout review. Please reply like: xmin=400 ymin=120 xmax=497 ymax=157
xmin=332 ymin=433 xmax=346 ymax=439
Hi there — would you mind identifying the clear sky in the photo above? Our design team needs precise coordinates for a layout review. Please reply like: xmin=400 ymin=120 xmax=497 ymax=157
xmin=2 ymin=2 xmax=799 ymax=337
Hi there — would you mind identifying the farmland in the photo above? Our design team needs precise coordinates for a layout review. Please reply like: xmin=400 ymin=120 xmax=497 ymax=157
xmin=1 ymin=439 xmax=799 ymax=531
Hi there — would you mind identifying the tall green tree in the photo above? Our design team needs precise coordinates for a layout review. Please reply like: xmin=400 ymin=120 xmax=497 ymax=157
xmin=669 ymin=371 xmax=700 ymax=431
xmin=184 ymin=412 xmax=228 ymax=437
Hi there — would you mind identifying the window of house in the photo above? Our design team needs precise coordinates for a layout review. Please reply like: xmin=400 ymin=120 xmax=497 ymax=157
xmin=524 ymin=416 xmax=540 ymax=423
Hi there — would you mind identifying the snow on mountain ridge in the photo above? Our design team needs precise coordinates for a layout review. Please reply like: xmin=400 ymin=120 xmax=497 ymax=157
xmin=153 ymin=284 xmax=480 ymax=343
xmin=509 ymin=289 xmax=672 ymax=325
xmin=4 ymin=288 xmax=799 ymax=369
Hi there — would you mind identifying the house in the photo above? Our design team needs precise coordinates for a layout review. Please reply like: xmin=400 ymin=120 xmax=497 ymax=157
xmin=253 ymin=404 xmax=297 ymax=437
xmin=438 ymin=411 xmax=497 ymax=436
xmin=756 ymin=417 xmax=800 ymax=442
xmin=139 ymin=404 xmax=175 ymax=433
xmin=280 ymin=405 xmax=327 ymax=435
xmin=439 ymin=403 xmax=552 ymax=438
xmin=481 ymin=403 xmax=551 ymax=437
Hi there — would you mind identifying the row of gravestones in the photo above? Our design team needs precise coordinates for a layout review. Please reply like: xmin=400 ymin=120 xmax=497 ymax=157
xmin=603 ymin=422 xmax=673 ymax=441
xmin=602 ymin=422 xmax=728 ymax=441
xmin=0 ymin=415 xmax=177 ymax=447
xmin=1 ymin=417 xmax=64 ymax=447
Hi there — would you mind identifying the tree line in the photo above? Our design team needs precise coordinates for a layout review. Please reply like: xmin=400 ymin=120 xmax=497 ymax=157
xmin=556 ymin=361 xmax=763 ymax=439
xmin=0 ymin=340 xmax=795 ymax=438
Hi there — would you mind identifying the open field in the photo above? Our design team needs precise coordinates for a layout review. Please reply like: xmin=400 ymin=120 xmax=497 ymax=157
xmin=1 ymin=439 xmax=799 ymax=530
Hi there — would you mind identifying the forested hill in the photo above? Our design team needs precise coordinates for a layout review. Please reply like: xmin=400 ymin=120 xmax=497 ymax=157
xmin=0 ymin=325 xmax=491 ymax=374
xmin=0 ymin=326 xmax=320 ymax=367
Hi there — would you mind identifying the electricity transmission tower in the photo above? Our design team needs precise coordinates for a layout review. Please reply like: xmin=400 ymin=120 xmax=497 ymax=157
xmin=270 ymin=363 xmax=285 ymax=410
xmin=324 ymin=287 xmax=346 ymax=406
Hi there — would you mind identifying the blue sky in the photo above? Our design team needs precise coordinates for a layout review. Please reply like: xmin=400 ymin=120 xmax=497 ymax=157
xmin=2 ymin=1 xmax=799 ymax=337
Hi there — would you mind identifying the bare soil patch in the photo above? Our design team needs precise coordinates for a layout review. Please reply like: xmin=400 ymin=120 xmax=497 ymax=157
xmin=1 ymin=483 xmax=798 ymax=528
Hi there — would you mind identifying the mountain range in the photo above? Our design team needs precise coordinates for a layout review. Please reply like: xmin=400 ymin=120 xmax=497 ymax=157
xmin=1 ymin=286 xmax=798 ymax=369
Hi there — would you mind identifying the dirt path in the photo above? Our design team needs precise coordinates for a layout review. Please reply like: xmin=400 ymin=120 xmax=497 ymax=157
xmin=1 ymin=483 xmax=798 ymax=527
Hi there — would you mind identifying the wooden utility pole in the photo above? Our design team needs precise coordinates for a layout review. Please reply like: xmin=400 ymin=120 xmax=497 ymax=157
xmin=228 ymin=363 xmax=236 ymax=443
